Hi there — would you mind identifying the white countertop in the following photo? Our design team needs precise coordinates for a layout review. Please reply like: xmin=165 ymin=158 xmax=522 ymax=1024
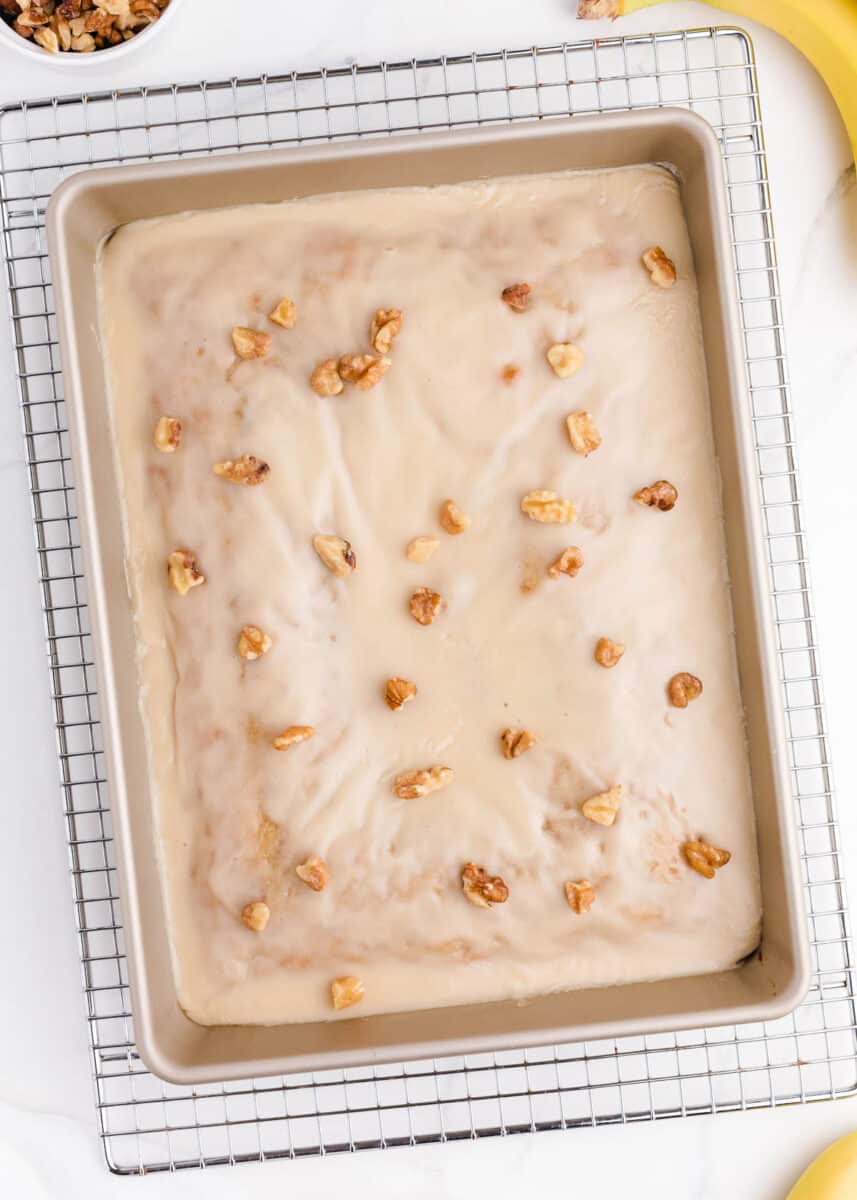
xmin=1 ymin=2 xmax=856 ymax=1196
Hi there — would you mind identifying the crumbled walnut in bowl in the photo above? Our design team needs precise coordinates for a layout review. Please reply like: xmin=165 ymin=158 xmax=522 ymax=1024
xmin=546 ymin=342 xmax=584 ymax=378
xmin=547 ymin=546 xmax=584 ymax=579
xmin=331 ymin=975 xmax=365 ymax=1011
xmin=313 ymin=534 xmax=356 ymax=577
xmin=385 ymin=677 xmax=417 ymax=711
xmin=231 ymin=326 xmax=272 ymax=360
xmin=566 ymin=411 xmax=601 ymax=456
xmin=338 ymin=353 xmax=391 ymax=390
xmin=501 ymin=282 xmax=531 ymax=312
xmin=392 ymin=765 xmax=454 ymax=799
xmin=2 ymin=0 xmax=173 ymax=55
xmin=565 ymin=879 xmax=595 ymax=914
xmin=409 ymin=587 xmax=443 ymax=625
xmin=296 ymin=855 xmax=330 ymax=891
xmin=272 ymin=725 xmax=315 ymax=751
xmin=439 ymin=499 xmax=470 ymax=535
xmin=682 ymin=838 xmax=731 ymax=879
xmin=521 ymin=490 xmax=576 ymax=524
xmin=241 ymin=900 xmax=270 ymax=932
xmin=237 ymin=625 xmax=272 ymax=661
xmin=369 ymin=308 xmax=403 ymax=354
xmin=310 ymin=358 xmax=344 ymax=397
xmin=642 ymin=245 xmax=677 ymax=288
xmin=581 ymin=785 xmax=623 ymax=826
xmin=634 ymin=480 xmax=678 ymax=511
xmin=501 ymin=728 xmax=537 ymax=759
xmin=167 ymin=549 xmax=205 ymax=595
xmin=268 ymin=297 xmax=297 ymax=328
xmin=595 ymin=637 xmax=625 ymax=668
xmin=153 ymin=416 xmax=182 ymax=453
xmin=668 ymin=672 xmax=703 ymax=708
xmin=213 ymin=454 xmax=270 ymax=485
xmin=406 ymin=536 xmax=439 ymax=563
xmin=462 ymin=862 xmax=509 ymax=907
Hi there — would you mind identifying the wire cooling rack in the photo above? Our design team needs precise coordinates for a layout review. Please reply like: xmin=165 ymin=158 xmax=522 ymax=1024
xmin=1 ymin=25 xmax=854 ymax=1177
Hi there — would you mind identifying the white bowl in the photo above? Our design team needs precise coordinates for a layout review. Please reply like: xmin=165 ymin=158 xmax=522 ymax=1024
xmin=0 ymin=0 xmax=184 ymax=65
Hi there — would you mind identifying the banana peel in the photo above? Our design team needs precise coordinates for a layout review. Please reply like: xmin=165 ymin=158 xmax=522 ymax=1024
xmin=786 ymin=1130 xmax=857 ymax=1199
xmin=578 ymin=0 xmax=857 ymax=161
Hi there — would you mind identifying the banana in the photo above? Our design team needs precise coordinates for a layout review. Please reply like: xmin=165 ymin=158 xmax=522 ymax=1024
xmin=786 ymin=1130 xmax=857 ymax=1199
xmin=578 ymin=0 xmax=857 ymax=159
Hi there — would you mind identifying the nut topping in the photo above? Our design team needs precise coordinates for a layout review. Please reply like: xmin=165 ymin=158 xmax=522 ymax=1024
xmin=409 ymin=587 xmax=443 ymax=626
xmin=642 ymin=245 xmax=677 ymax=288
xmin=668 ymin=672 xmax=703 ymax=708
xmin=310 ymin=358 xmax=344 ymax=397
xmin=268 ymin=296 xmax=297 ymax=328
xmin=241 ymin=900 xmax=270 ymax=932
xmin=564 ymin=880 xmax=596 ymax=915
xmin=634 ymin=480 xmax=678 ymax=511
xmin=547 ymin=546 xmax=584 ymax=579
xmin=237 ymin=625 xmax=272 ymax=661
xmin=546 ymin=342 xmax=585 ymax=379
xmin=501 ymin=282 xmax=531 ymax=312
xmin=682 ymin=839 xmax=731 ymax=879
xmin=566 ymin=410 xmax=601 ymax=456
xmin=392 ymin=765 xmax=454 ymax=800
xmin=213 ymin=453 xmax=270 ymax=486
xmin=594 ymin=637 xmax=625 ymax=668
xmin=581 ymin=784 xmax=623 ymax=827
xmin=231 ymin=326 xmax=272 ymax=360
xmin=501 ymin=728 xmax=537 ymax=759
xmin=331 ymin=976 xmax=365 ymax=1011
xmin=385 ymin=677 xmax=417 ymax=711
xmin=338 ymin=353 xmax=391 ymax=390
xmin=521 ymin=490 xmax=576 ymax=524
xmin=439 ymin=499 xmax=470 ymax=535
xmin=406 ymin=536 xmax=439 ymax=563
xmin=313 ymin=534 xmax=357 ymax=577
xmin=462 ymin=862 xmax=509 ymax=908
xmin=296 ymin=855 xmax=330 ymax=892
xmin=153 ymin=416 xmax=182 ymax=453
xmin=369 ymin=307 xmax=403 ymax=355
xmin=272 ymin=725 xmax=315 ymax=752
xmin=167 ymin=549 xmax=205 ymax=595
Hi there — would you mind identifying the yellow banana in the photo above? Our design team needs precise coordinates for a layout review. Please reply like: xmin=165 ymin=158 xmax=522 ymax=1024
xmin=579 ymin=0 xmax=857 ymax=160
xmin=786 ymin=1130 xmax=857 ymax=1199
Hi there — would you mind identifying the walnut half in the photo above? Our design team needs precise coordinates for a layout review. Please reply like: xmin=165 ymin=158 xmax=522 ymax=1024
xmin=296 ymin=855 xmax=330 ymax=892
xmin=313 ymin=534 xmax=357 ymax=577
xmin=167 ymin=549 xmax=205 ymax=595
xmin=409 ymin=587 xmax=443 ymax=626
xmin=581 ymin=785 xmax=623 ymax=827
xmin=331 ymin=976 xmax=365 ymax=1011
xmin=153 ymin=416 xmax=182 ymax=453
xmin=565 ymin=880 xmax=596 ymax=914
xmin=521 ymin=490 xmax=576 ymax=524
xmin=501 ymin=728 xmax=537 ymax=759
xmin=385 ymin=677 xmax=417 ymax=711
xmin=462 ymin=862 xmax=509 ymax=908
xmin=668 ymin=672 xmax=703 ymax=708
xmin=682 ymin=839 xmax=731 ymax=879
xmin=213 ymin=454 xmax=270 ymax=486
xmin=392 ymin=765 xmax=454 ymax=800
xmin=237 ymin=625 xmax=272 ymax=661
xmin=642 ymin=245 xmax=677 ymax=288
xmin=634 ymin=480 xmax=678 ymax=511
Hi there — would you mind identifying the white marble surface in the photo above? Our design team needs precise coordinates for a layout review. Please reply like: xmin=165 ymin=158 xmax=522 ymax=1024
xmin=1 ymin=1 xmax=856 ymax=1195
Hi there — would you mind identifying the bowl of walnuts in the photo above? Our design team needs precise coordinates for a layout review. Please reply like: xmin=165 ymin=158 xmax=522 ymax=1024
xmin=0 ymin=0 xmax=178 ymax=62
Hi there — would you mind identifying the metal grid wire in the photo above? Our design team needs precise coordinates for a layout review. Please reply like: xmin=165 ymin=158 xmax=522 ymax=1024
xmin=0 ymin=26 xmax=854 ymax=1177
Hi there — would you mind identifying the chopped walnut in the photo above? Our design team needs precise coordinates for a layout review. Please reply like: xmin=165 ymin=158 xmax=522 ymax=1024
xmin=547 ymin=546 xmax=584 ymax=579
xmin=501 ymin=728 xmax=537 ymax=759
xmin=369 ymin=308 xmax=403 ymax=354
xmin=439 ymin=499 xmax=470 ymax=535
xmin=167 ymin=549 xmax=205 ymax=595
xmin=237 ymin=625 xmax=272 ymax=661
xmin=338 ymin=353 xmax=391 ymax=390
xmin=231 ymin=326 xmax=272 ymax=360
xmin=565 ymin=879 xmax=596 ymax=914
xmin=296 ymin=855 xmax=330 ymax=892
xmin=462 ymin=862 xmax=509 ymax=908
xmin=581 ymin=785 xmax=623 ymax=827
xmin=546 ymin=342 xmax=585 ymax=379
xmin=153 ymin=416 xmax=182 ymax=453
xmin=213 ymin=453 xmax=270 ymax=486
xmin=312 ymin=534 xmax=357 ymax=577
xmin=595 ymin=637 xmax=625 ymax=668
xmin=406 ymin=536 xmax=439 ymax=563
xmin=331 ymin=975 xmax=365 ymax=1011
xmin=521 ymin=490 xmax=576 ymax=524
xmin=310 ymin=358 xmax=344 ymax=397
xmin=385 ymin=677 xmax=417 ymax=711
xmin=682 ymin=839 xmax=731 ymax=879
xmin=566 ymin=410 xmax=601 ymax=456
xmin=634 ymin=480 xmax=678 ymax=511
xmin=668 ymin=672 xmax=703 ymax=708
xmin=272 ymin=725 xmax=315 ymax=751
xmin=501 ymin=364 xmax=520 ymax=384
xmin=33 ymin=24 xmax=58 ymax=50
xmin=268 ymin=296 xmax=297 ymax=328
xmin=642 ymin=245 xmax=677 ymax=288
xmin=501 ymin=282 xmax=531 ymax=312
xmin=69 ymin=31 xmax=94 ymax=50
xmin=392 ymin=765 xmax=454 ymax=800
xmin=409 ymin=587 xmax=443 ymax=625
xmin=241 ymin=900 xmax=270 ymax=932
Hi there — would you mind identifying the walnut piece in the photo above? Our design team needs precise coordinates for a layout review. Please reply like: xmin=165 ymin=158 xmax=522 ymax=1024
xmin=501 ymin=364 xmax=520 ymax=384
xmin=34 ymin=24 xmax=58 ymax=50
xmin=547 ymin=546 xmax=584 ymax=579
xmin=167 ymin=549 xmax=205 ymax=595
xmin=462 ymin=862 xmax=509 ymax=908
xmin=392 ymin=765 xmax=454 ymax=800
xmin=296 ymin=855 xmax=330 ymax=892
xmin=546 ymin=342 xmax=585 ymax=379
xmin=241 ymin=901 xmax=270 ymax=932
xmin=385 ymin=677 xmax=417 ymax=711
xmin=310 ymin=358 xmax=344 ymax=397
xmin=213 ymin=453 xmax=270 ymax=486
xmin=501 ymin=728 xmax=537 ymax=759
xmin=439 ymin=499 xmax=470 ymax=535
xmin=682 ymin=839 xmax=731 ymax=879
xmin=313 ymin=534 xmax=357 ymax=577
xmin=566 ymin=410 xmax=601 ymax=456
xmin=668 ymin=672 xmax=703 ymax=708
xmin=231 ymin=326 xmax=272 ymax=360
xmin=369 ymin=308 xmax=403 ymax=354
xmin=595 ymin=637 xmax=625 ymax=668
xmin=338 ymin=353 xmax=391 ymax=390
xmin=581 ymin=785 xmax=623 ymax=827
xmin=409 ymin=587 xmax=443 ymax=625
xmin=153 ymin=416 xmax=182 ymax=453
xmin=634 ymin=480 xmax=678 ymax=511
xmin=521 ymin=490 xmax=576 ymax=524
xmin=565 ymin=879 xmax=596 ymax=914
xmin=331 ymin=976 xmax=365 ymax=1011
xmin=272 ymin=725 xmax=315 ymax=752
xmin=237 ymin=625 xmax=272 ymax=661
xmin=642 ymin=245 xmax=677 ymax=288
xmin=501 ymin=282 xmax=531 ymax=312
xmin=406 ymin=536 xmax=439 ymax=563
xmin=268 ymin=296 xmax=297 ymax=329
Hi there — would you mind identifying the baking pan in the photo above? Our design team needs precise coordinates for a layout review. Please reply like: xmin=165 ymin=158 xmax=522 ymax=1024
xmin=46 ymin=110 xmax=810 ymax=1085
